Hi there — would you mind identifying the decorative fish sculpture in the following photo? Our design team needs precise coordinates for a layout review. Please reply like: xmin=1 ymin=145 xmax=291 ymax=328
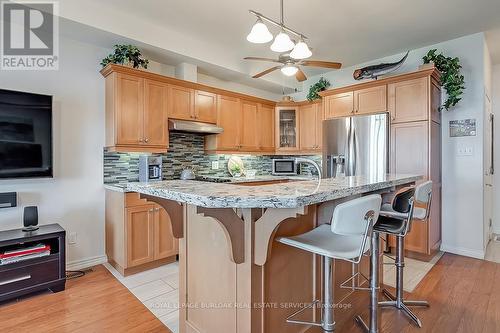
xmin=353 ymin=51 xmax=409 ymax=80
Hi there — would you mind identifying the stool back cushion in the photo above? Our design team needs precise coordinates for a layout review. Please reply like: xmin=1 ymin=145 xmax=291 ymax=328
xmin=415 ymin=181 xmax=433 ymax=204
xmin=331 ymin=194 xmax=382 ymax=236
xmin=392 ymin=188 xmax=415 ymax=214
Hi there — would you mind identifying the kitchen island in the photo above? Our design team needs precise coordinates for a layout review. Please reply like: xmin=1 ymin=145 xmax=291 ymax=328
xmin=127 ymin=174 xmax=420 ymax=333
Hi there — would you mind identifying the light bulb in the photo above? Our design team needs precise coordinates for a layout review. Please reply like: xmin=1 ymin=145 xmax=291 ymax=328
xmin=270 ymin=31 xmax=295 ymax=53
xmin=246 ymin=19 xmax=273 ymax=44
xmin=290 ymin=40 xmax=312 ymax=59
xmin=281 ymin=65 xmax=298 ymax=76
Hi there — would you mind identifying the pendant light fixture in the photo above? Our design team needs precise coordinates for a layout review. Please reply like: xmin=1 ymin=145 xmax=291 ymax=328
xmin=246 ymin=18 xmax=273 ymax=43
xmin=290 ymin=37 xmax=312 ymax=59
xmin=271 ymin=30 xmax=295 ymax=52
xmin=247 ymin=0 xmax=311 ymax=56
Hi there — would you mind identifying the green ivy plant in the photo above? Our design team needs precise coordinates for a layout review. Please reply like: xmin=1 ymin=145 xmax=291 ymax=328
xmin=100 ymin=44 xmax=149 ymax=69
xmin=307 ymin=77 xmax=330 ymax=101
xmin=422 ymin=49 xmax=465 ymax=111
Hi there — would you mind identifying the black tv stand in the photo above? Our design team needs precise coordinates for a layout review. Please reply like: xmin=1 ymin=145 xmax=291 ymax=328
xmin=0 ymin=224 xmax=66 ymax=302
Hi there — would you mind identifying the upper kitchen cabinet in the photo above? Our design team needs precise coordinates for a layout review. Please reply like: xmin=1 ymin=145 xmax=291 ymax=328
xmin=324 ymin=92 xmax=353 ymax=119
xmin=299 ymin=102 xmax=322 ymax=152
xmin=195 ymin=90 xmax=217 ymax=123
xmin=257 ymin=103 xmax=275 ymax=152
xmin=206 ymin=95 xmax=241 ymax=152
xmin=276 ymin=106 xmax=299 ymax=152
xmin=240 ymin=100 xmax=259 ymax=151
xmin=169 ymin=85 xmax=194 ymax=121
xmin=169 ymin=88 xmax=217 ymax=123
xmin=101 ymin=65 xmax=169 ymax=153
xmin=354 ymin=85 xmax=387 ymax=114
xmin=388 ymin=77 xmax=428 ymax=123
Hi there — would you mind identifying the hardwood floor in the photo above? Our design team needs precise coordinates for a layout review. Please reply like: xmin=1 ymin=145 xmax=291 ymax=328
xmin=0 ymin=265 xmax=170 ymax=333
xmin=306 ymin=253 xmax=500 ymax=332
xmin=0 ymin=254 xmax=498 ymax=332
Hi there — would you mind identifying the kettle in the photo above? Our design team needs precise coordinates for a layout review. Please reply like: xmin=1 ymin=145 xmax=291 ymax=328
xmin=180 ymin=168 xmax=196 ymax=180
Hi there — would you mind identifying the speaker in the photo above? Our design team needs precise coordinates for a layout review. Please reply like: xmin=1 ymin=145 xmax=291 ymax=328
xmin=23 ymin=206 xmax=39 ymax=232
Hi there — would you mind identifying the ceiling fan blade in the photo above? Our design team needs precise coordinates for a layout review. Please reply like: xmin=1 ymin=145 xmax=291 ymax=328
xmin=301 ymin=60 xmax=342 ymax=69
xmin=295 ymin=68 xmax=307 ymax=82
xmin=252 ymin=66 xmax=281 ymax=78
xmin=244 ymin=57 xmax=281 ymax=63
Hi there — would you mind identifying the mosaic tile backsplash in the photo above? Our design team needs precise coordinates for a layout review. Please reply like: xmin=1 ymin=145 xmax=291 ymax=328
xmin=103 ymin=132 xmax=322 ymax=184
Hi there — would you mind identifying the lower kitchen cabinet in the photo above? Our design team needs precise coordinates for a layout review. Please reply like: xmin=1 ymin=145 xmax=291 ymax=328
xmin=106 ymin=191 xmax=178 ymax=276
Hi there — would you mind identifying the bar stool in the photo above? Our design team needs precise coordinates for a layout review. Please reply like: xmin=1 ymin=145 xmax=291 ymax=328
xmin=277 ymin=194 xmax=382 ymax=332
xmin=375 ymin=182 xmax=433 ymax=328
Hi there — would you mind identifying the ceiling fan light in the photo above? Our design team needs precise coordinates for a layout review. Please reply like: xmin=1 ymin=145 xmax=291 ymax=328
xmin=290 ymin=40 xmax=312 ymax=59
xmin=270 ymin=31 xmax=295 ymax=52
xmin=247 ymin=19 xmax=273 ymax=43
xmin=281 ymin=65 xmax=299 ymax=76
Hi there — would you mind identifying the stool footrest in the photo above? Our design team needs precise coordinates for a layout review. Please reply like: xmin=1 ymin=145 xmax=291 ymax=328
xmin=340 ymin=271 xmax=372 ymax=291
xmin=285 ymin=300 xmax=328 ymax=328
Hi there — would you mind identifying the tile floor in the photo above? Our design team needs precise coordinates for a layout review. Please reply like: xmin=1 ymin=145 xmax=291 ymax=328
xmin=382 ymin=251 xmax=444 ymax=292
xmin=485 ymin=236 xmax=500 ymax=263
xmin=103 ymin=262 xmax=180 ymax=333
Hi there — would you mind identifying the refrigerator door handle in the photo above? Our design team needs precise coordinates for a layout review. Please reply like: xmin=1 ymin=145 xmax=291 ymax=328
xmin=346 ymin=120 xmax=357 ymax=176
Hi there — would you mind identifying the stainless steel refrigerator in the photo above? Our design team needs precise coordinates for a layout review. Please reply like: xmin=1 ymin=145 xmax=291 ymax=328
xmin=322 ymin=113 xmax=389 ymax=179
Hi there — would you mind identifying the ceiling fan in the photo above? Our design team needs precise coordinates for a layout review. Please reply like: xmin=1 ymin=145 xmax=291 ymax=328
xmin=244 ymin=54 xmax=342 ymax=82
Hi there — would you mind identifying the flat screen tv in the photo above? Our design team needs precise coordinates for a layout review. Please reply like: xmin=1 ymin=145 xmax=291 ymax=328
xmin=0 ymin=89 xmax=53 ymax=179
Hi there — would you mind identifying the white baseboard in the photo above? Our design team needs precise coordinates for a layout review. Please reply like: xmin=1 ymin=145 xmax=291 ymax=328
xmin=440 ymin=244 xmax=485 ymax=259
xmin=66 ymin=255 xmax=108 ymax=271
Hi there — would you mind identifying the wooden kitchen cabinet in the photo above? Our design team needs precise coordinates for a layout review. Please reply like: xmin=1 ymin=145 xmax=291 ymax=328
xmin=240 ymin=100 xmax=259 ymax=151
xmin=388 ymin=77 xmax=428 ymax=123
xmin=106 ymin=191 xmax=178 ymax=276
xmin=114 ymin=73 xmax=144 ymax=146
xmin=354 ymin=85 xmax=387 ymax=114
xmin=206 ymin=96 xmax=275 ymax=153
xmin=324 ymin=92 xmax=353 ymax=119
xmin=257 ymin=104 xmax=275 ymax=152
xmin=126 ymin=205 xmax=155 ymax=267
xmin=299 ymin=102 xmax=322 ymax=151
xmin=195 ymin=90 xmax=217 ymax=123
xmin=144 ymin=79 xmax=169 ymax=147
xmin=169 ymin=85 xmax=195 ymax=121
xmin=276 ymin=107 xmax=300 ymax=152
xmin=103 ymin=70 xmax=169 ymax=153
xmin=154 ymin=207 xmax=178 ymax=260
xmin=206 ymin=95 xmax=241 ymax=151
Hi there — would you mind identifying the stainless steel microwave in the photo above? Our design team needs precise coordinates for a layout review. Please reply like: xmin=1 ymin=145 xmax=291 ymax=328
xmin=272 ymin=159 xmax=297 ymax=175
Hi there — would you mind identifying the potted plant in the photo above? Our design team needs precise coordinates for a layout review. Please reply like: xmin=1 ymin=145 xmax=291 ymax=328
xmin=307 ymin=77 xmax=330 ymax=101
xmin=422 ymin=49 xmax=465 ymax=111
xmin=100 ymin=44 xmax=149 ymax=69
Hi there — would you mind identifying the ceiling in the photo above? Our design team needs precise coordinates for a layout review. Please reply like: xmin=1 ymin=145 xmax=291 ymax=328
xmin=59 ymin=0 xmax=500 ymax=93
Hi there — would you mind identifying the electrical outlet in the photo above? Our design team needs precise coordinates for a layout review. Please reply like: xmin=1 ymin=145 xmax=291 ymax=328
xmin=69 ymin=232 xmax=77 ymax=245
xmin=211 ymin=161 xmax=219 ymax=170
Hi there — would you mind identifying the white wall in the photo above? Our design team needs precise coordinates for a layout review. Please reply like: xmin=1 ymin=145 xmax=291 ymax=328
xmin=0 ymin=36 xmax=110 ymax=268
xmin=492 ymin=65 xmax=500 ymax=234
xmin=293 ymin=33 xmax=487 ymax=258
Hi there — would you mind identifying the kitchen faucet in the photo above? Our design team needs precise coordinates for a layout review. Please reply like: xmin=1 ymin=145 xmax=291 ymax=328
xmin=295 ymin=158 xmax=322 ymax=179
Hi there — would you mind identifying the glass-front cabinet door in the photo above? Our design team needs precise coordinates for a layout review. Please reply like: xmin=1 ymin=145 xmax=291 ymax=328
xmin=276 ymin=107 xmax=299 ymax=151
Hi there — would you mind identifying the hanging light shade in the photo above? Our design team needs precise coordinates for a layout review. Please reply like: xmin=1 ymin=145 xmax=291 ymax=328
xmin=290 ymin=39 xmax=312 ymax=59
xmin=246 ymin=18 xmax=273 ymax=43
xmin=270 ymin=31 xmax=295 ymax=52
xmin=281 ymin=64 xmax=298 ymax=76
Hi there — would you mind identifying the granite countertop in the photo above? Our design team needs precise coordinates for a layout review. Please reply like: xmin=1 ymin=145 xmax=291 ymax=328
xmin=126 ymin=174 xmax=421 ymax=209
xmin=103 ymin=175 xmax=314 ymax=192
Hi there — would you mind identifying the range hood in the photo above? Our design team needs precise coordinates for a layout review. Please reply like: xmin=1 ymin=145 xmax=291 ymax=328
xmin=168 ymin=119 xmax=224 ymax=135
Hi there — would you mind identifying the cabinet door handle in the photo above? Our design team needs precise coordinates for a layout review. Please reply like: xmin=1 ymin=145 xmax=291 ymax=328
xmin=0 ymin=274 xmax=31 ymax=286
xmin=139 ymin=138 xmax=144 ymax=143
xmin=145 ymin=138 xmax=149 ymax=143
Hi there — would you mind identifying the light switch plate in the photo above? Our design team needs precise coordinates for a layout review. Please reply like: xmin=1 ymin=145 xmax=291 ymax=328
xmin=211 ymin=161 xmax=219 ymax=170
xmin=69 ymin=232 xmax=77 ymax=245
xmin=457 ymin=146 xmax=473 ymax=156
